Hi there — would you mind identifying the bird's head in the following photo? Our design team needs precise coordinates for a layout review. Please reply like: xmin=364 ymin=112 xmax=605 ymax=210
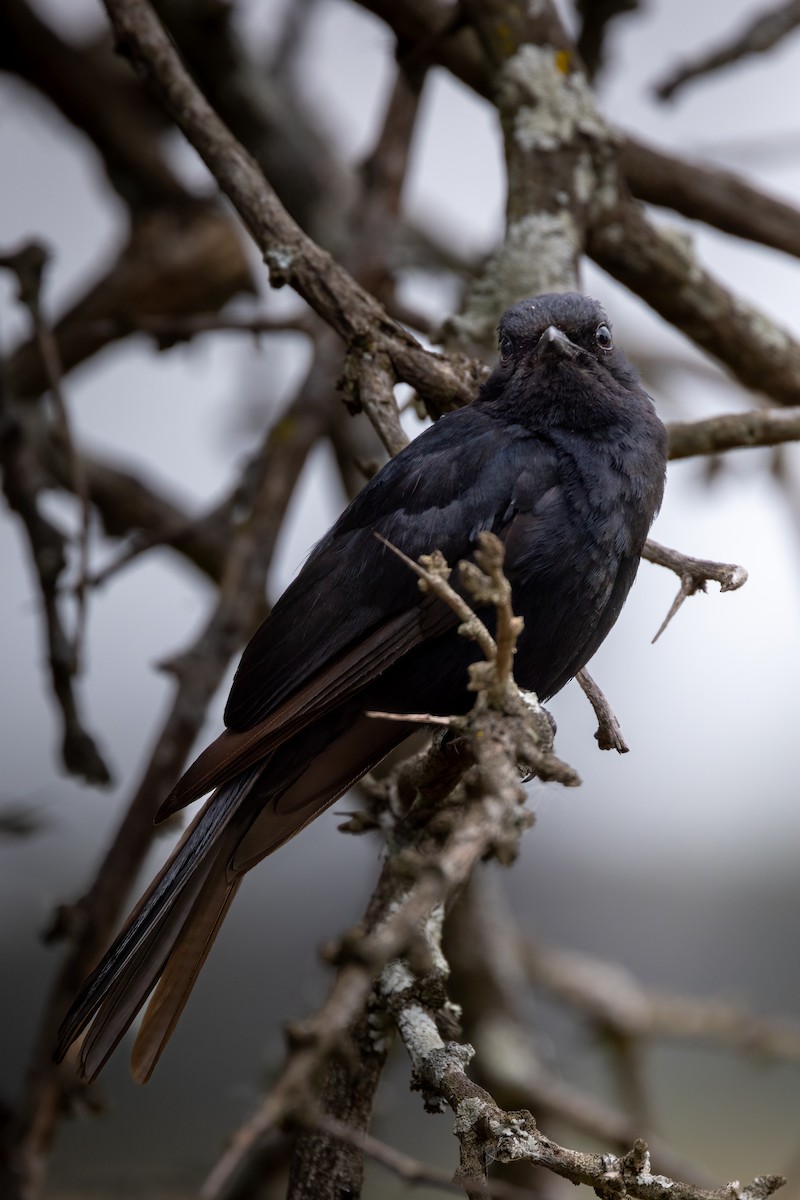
xmin=495 ymin=292 xmax=638 ymax=391
xmin=475 ymin=292 xmax=645 ymax=430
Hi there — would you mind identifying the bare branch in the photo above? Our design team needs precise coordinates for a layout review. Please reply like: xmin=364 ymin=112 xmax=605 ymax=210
xmin=74 ymin=455 xmax=231 ymax=583
xmin=1 ymin=241 xmax=92 ymax=654
xmin=589 ymin=198 xmax=800 ymax=409
xmin=362 ymin=4 xmax=800 ymax=410
xmin=655 ymin=0 xmax=800 ymax=102
xmin=381 ymin=866 xmax=785 ymax=1200
xmin=642 ymin=539 xmax=748 ymax=642
xmin=155 ymin=0 xmax=354 ymax=250
xmin=576 ymin=0 xmax=641 ymax=81
xmin=447 ymin=875 xmax=712 ymax=1184
xmin=340 ymin=350 xmax=409 ymax=457
xmin=6 ymin=205 xmax=254 ymax=402
xmin=576 ymin=668 xmax=629 ymax=753
xmin=307 ymin=1112 xmax=540 ymax=1198
xmin=100 ymin=0 xmax=485 ymax=416
xmin=200 ymin=856 xmax=483 ymax=1199
xmin=667 ymin=407 xmax=800 ymax=460
xmin=0 ymin=0 xmax=183 ymax=206
xmin=620 ymin=138 xmax=800 ymax=263
xmin=65 ymin=309 xmax=314 ymax=346
xmin=525 ymin=938 xmax=800 ymax=1063
xmin=357 ymin=1 xmax=800 ymax=270
xmin=0 ymin=257 xmax=111 ymax=786
xmin=446 ymin=0 xmax=594 ymax=349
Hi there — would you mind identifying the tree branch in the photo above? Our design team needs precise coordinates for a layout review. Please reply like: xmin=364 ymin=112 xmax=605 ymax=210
xmin=620 ymin=138 xmax=800 ymax=263
xmin=446 ymin=875 xmax=713 ymax=1186
xmin=525 ymin=937 xmax=800 ymax=1063
xmin=576 ymin=668 xmax=629 ymax=753
xmin=446 ymin=0 xmax=598 ymax=348
xmin=381 ymin=869 xmax=784 ymax=1200
xmin=0 ymin=254 xmax=111 ymax=786
xmin=667 ymin=407 xmax=800 ymax=459
xmin=642 ymin=540 xmax=748 ymax=642
xmin=0 ymin=0 xmax=182 ymax=206
xmin=101 ymin=0 xmax=485 ymax=419
xmin=589 ymin=197 xmax=800 ymax=408
xmin=576 ymin=0 xmax=641 ymax=82
xmin=358 ymin=0 xmax=800 ymax=399
xmin=655 ymin=0 xmax=800 ymax=101
xmin=6 ymin=204 xmax=254 ymax=402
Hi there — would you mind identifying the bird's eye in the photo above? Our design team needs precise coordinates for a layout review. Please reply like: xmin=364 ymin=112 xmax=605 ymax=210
xmin=595 ymin=323 xmax=613 ymax=351
xmin=499 ymin=335 xmax=514 ymax=360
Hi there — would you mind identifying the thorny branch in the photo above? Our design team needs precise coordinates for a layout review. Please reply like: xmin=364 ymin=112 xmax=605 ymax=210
xmin=643 ymin=540 xmax=748 ymax=642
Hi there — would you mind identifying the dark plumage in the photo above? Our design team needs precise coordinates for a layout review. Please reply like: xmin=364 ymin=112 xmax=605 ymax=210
xmin=56 ymin=292 xmax=667 ymax=1082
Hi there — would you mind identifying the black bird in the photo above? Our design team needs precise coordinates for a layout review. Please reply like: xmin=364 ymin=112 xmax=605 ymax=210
xmin=56 ymin=292 xmax=667 ymax=1082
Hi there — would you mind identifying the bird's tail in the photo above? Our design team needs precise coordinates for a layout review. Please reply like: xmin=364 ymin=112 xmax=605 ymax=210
xmin=56 ymin=712 xmax=413 ymax=1082
xmin=55 ymin=764 xmax=262 ymax=1082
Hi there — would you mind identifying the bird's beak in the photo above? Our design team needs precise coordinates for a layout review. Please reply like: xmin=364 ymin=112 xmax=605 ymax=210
xmin=537 ymin=325 xmax=579 ymax=359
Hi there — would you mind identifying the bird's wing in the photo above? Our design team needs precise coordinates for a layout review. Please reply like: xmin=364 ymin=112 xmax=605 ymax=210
xmin=224 ymin=407 xmax=555 ymax=729
xmin=158 ymin=586 xmax=455 ymax=818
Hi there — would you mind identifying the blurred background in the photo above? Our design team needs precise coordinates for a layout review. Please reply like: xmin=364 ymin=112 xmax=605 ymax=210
xmin=1 ymin=0 xmax=800 ymax=1196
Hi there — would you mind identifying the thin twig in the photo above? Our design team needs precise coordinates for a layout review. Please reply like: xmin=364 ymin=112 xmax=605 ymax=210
xmin=655 ymin=0 xmax=800 ymax=101
xmin=1 ymin=242 xmax=92 ymax=659
xmin=0 ymin=262 xmax=110 ymax=786
xmin=27 ymin=278 xmax=92 ymax=652
xmin=576 ymin=669 xmax=629 ymax=753
xmin=308 ymin=1113 xmax=539 ymax=1199
xmin=524 ymin=938 xmax=800 ymax=1063
xmin=642 ymin=539 xmax=748 ymax=642
xmin=374 ymin=533 xmax=498 ymax=662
